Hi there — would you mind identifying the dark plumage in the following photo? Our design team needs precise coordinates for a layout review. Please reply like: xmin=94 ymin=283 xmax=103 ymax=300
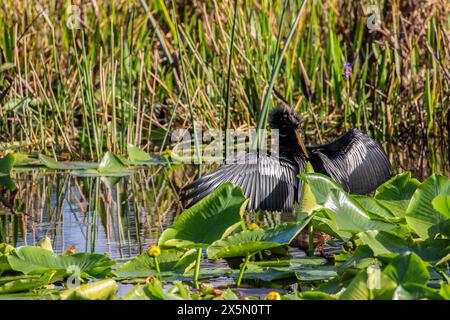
xmin=181 ymin=107 xmax=392 ymax=212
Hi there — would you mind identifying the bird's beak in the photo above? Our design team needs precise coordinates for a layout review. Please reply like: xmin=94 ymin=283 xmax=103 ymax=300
xmin=295 ymin=129 xmax=309 ymax=158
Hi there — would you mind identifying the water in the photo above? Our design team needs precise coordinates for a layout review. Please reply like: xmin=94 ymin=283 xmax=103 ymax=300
xmin=0 ymin=166 xmax=309 ymax=258
xmin=0 ymin=143 xmax=447 ymax=294
xmin=0 ymin=168 xmax=179 ymax=258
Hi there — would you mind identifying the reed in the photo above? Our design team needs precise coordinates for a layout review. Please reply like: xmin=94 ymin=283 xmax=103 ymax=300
xmin=0 ymin=0 xmax=448 ymax=176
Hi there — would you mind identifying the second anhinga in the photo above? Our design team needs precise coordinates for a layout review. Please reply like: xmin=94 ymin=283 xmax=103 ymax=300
xmin=181 ymin=106 xmax=392 ymax=212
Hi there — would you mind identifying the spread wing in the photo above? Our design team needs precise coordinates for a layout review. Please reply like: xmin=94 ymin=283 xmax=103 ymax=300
xmin=308 ymin=129 xmax=391 ymax=194
xmin=181 ymin=152 xmax=303 ymax=212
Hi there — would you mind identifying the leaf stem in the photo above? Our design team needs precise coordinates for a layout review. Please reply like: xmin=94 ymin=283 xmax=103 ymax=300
xmin=236 ymin=253 xmax=252 ymax=287
xmin=193 ymin=248 xmax=202 ymax=289
xmin=154 ymin=256 xmax=161 ymax=280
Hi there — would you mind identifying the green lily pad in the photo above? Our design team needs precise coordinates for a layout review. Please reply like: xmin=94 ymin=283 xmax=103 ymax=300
xmin=72 ymin=152 xmax=134 ymax=177
xmin=0 ymin=271 xmax=64 ymax=294
xmin=358 ymin=230 xmax=450 ymax=263
xmin=207 ymin=218 xmax=313 ymax=259
xmin=159 ymin=183 xmax=247 ymax=248
xmin=405 ymin=174 xmax=450 ymax=239
xmin=432 ymin=194 xmax=450 ymax=219
xmin=392 ymin=283 xmax=444 ymax=300
xmin=383 ymin=252 xmax=429 ymax=285
xmin=59 ymin=279 xmax=118 ymax=300
xmin=299 ymin=173 xmax=396 ymax=235
xmin=7 ymin=247 xmax=115 ymax=278
xmin=374 ymin=172 xmax=420 ymax=217
xmin=116 ymin=249 xmax=197 ymax=278
xmin=39 ymin=154 xmax=98 ymax=170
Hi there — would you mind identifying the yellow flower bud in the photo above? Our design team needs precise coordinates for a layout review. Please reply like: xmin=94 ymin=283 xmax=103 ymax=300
xmin=64 ymin=245 xmax=77 ymax=256
xmin=38 ymin=236 xmax=53 ymax=252
xmin=248 ymin=223 xmax=259 ymax=231
xmin=265 ymin=291 xmax=281 ymax=300
xmin=148 ymin=245 xmax=161 ymax=257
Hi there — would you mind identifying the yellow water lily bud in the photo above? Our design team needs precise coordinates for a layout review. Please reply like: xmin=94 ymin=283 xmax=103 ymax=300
xmin=64 ymin=245 xmax=77 ymax=256
xmin=248 ymin=223 xmax=259 ymax=231
xmin=148 ymin=245 xmax=161 ymax=257
xmin=265 ymin=291 xmax=281 ymax=300
xmin=145 ymin=275 xmax=156 ymax=284
xmin=38 ymin=236 xmax=53 ymax=252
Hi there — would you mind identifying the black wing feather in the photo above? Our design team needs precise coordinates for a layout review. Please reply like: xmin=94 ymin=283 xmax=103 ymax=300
xmin=181 ymin=152 xmax=301 ymax=212
xmin=308 ymin=129 xmax=391 ymax=194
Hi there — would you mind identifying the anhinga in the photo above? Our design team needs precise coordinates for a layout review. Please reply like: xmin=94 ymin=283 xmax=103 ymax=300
xmin=181 ymin=107 xmax=391 ymax=212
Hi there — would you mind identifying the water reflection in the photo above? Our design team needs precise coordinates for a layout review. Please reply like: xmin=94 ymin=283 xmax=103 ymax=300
xmin=0 ymin=167 xmax=184 ymax=259
xmin=0 ymin=138 xmax=448 ymax=260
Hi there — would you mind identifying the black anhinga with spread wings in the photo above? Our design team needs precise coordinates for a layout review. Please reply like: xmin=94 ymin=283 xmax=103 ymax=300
xmin=181 ymin=107 xmax=391 ymax=212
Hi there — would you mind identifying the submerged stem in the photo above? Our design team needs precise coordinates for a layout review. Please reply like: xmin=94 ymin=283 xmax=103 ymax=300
xmin=236 ymin=253 xmax=252 ymax=287
xmin=193 ymin=248 xmax=203 ymax=289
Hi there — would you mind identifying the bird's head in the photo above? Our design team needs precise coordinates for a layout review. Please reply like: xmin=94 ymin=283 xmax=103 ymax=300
xmin=269 ymin=107 xmax=309 ymax=157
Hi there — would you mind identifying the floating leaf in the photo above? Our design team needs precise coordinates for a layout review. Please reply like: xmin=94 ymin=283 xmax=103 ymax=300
xmin=339 ymin=268 xmax=397 ymax=300
xmin=127 ymin=144 xmax=151 ymax=162
xmin=374 ymin=172 xmax=420 ymax=217
xmin=353 ymin=195 xmax=396 ymax=220
xmin=432 ymin=194 xmax=450 ymax=219
xmin=298 ymin=291 xmax=337 ymax=300
xmin=300 ymin=173 xmax=396 ymax=236
xmin=405 ymin=174 xmax=450 ymax=239
xmin=383 ymin=252 xmax=429 ymax=285
xmin=116 ymin=249 xmax=197 ymax=278
xmin=9 ymin=153 xmax=40 ymax=167
xmin=358 ymin=230 xmax=450 ymax=263
xmin=207 ymin=218 xmax=313 ymax=259
xmin=392 ymin=283 xmax=444 ymax=300
xmin=122 ymin=281 xmax=185 ymax=300
xmin=0 ymin=271 xmax=64 ymax=294
xmin=159 ymin=183 xmax=247 ymax=248
xmin=72 ymin=152 xmax=134 ymax=177
xmin=60 ymin=279 xmax=118 ymax=300
xmin=39 ymin=154 xmax=98 ymax=170
xmin=7 ymin=247 xmax=115 ymax=278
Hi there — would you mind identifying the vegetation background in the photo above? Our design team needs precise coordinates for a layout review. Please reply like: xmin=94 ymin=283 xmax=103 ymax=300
xmin=0 ymin=0 xmax=448 ymax=179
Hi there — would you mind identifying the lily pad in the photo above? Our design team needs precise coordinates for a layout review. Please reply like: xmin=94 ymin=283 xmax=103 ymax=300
xmin=72 ymin=152 xmax=134 ymax=177
xmin=0 ymin=271 xmax=64 ymax=294
xmin=207 ymin=218 xmax=313 ymax=259
xmin=7 ymin=247 xmax=115 ymax=278
xmin=405 ymin=174 xmax=450 ymax=239
xmin=392 ymin=283 xmax=444 ymax=300
xmin=374 ymin=172 xmax=420 ymax=217
xmin=358 ymin=230 xmax=450 ymax=263
xmin=39 ymin=154 xmax=98 ymax=170
xmin=159 ymin=183 xmax=247 ymax=248
xmin=116 ymin=249 xmax=197 ymax=278
xmin=383 ymin=252 xmax=429 ymax=285
xmin=299 ymin=173 xmax=396 ymax=235
xmin=432 ymin=194 xmax=450 ymax=219
xmin=59 ymin=279 xmax=118 ymax=300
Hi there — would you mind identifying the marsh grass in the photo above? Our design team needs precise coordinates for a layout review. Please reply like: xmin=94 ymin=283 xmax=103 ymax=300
xmin=0 ymin=0 xmax=448 ymax=177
